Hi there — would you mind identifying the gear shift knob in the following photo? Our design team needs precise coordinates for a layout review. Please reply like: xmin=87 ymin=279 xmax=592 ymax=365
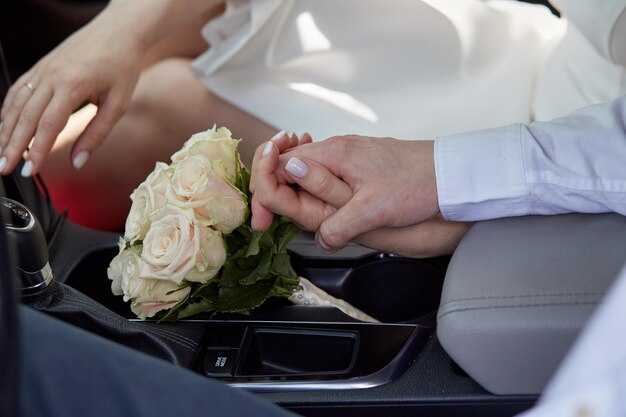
xmin=0 ymin=197 xmax=53 ymax=295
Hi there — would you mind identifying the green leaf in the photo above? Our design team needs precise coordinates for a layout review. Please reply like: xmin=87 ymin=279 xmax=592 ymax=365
xmin=259 ymin=232 xmax=274 ymax=250
xmin=235 ymin=165 xmax=251 ymax=198
xmin=176 ymin=298 xmax=216 ymax=320
xmin=271 ymin=253 xmax=297 ymax=280
xmin=236 ymin=224 xmax=252 ymax=239
xmin=245 ymin=232 xmax=263 ymax=257
xmin=268 ymin=282 xmax=297 ymax=299
xmin=191 ymin=281 xmax=219 ymax=299
xmin=157 ymin=290 xmax=192 ymax=322
xmin=234 ymin=255 xmax=256 ymax=271
xmin=216 ymin=278 xmax=275 ymax=313
xmin=276 ymin=222 xmax=301 ymax=254
xmin=224 ymin=231 xmax=248 ymax=258
xmin=124 ymin=239 xmax=143 ymax=250
xmin=220 ymin=259 xmax=249 ymax=288
xmin=239 ymin=252 xmax=272 ymax=285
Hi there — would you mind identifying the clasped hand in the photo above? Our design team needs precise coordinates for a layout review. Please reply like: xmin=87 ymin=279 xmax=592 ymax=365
xmin=250 ymin=133 xmax=472 ymax=257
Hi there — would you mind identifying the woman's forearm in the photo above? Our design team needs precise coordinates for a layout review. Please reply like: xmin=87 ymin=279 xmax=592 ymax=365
xmin=102 ymin=0 xmax=223 ymax=52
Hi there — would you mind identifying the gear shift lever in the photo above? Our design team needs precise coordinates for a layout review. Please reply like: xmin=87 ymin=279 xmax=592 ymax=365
xmin=0 ymin=197 xmax=53 ymax=295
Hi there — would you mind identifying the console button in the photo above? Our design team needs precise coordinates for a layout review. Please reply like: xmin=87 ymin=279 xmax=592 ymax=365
xmin=204 ymin=348 xmax=238 ymax=377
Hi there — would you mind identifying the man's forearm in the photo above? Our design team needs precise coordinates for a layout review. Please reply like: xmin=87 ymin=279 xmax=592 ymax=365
xmin=435 ymin=95 xmax=626 ymax=221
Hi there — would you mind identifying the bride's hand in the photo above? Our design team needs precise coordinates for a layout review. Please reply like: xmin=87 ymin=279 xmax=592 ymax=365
xmin=0 ymin=6 xmax=147 ymax=177
xmin=0 ymin=0 xmax=221 ymax=177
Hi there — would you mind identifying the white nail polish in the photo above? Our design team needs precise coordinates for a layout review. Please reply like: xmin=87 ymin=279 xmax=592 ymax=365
xmin=262 ymin=141 xmax=274 ymax=156
xmin=73 ymin=151 xmax=90 ymax=170
xmin=315 ymin=232 xmax=334 ymax=253
xmin=0 ymin=157 xmax=6 ymax=172
xmin=269 ymin=130 xmax=286 ymax=141
xmin=21 ymin=160 xmax=34 ymax=178
xmin=285 ymin=157 xmax=309 ymax=179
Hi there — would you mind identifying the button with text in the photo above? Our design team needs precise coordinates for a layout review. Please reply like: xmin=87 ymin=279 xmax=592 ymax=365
xmin=204 ymin=348 xmax=238 ymax=377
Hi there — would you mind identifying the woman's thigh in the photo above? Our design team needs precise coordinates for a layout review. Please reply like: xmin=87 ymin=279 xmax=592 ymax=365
xmin=41 ymin=58 xmax=276 ymax=230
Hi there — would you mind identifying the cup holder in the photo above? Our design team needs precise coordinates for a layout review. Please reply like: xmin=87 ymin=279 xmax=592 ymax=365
xmin=292 ymin=254 xmax=445 ymax=323
xmin=343 ymin=258 xmax=444 ymax=322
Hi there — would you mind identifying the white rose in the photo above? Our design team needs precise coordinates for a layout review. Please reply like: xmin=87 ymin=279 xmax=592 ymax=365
xmin=117 ymin=246 xmax=146 ymax=302
xmin=201 ymin=194 xmax=248 ymax=234
xmin=107 ymin=242 xmax=124 ymax=296
xmin=130 ymin=279 xmax=191 ymax=320
xmin=107 ymin=241 xmax=150 ymax=302
xmin=140 ymin=205 xmax=201 ymax=285
xmin=166 ymin=154 xmax=247 ymax=233
xmin=124 ymin=162 xmax=171 ymax=242
xmin=184 ymin=227 xmax=227 ymax=283
xmin=171 ymin=126 xmax=242 ymax=184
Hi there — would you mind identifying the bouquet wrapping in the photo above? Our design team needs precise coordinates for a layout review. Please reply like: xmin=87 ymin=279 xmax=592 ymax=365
xmin=107 ymin=127 xmax=377 ymax=322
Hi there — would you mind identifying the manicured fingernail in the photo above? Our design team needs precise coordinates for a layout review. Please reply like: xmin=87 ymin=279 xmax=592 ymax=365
xmin=0 ymin=121 xmax=3 ymax=132
xmin=73 ymin=150 xmax=90 ymax=170
xmin=269 ymin=130 xmax=286 ymax=141
xmin=285 ymin=157 xmax=309 ymax=178
xmin=21 ymin=160 xmax=33 ymax=177
xmin=262 ymin=141 xmax=273 ymax=156
xmin=315 ymin=232 xmax=333 ymax=253
xmin=0 ymin=157 xmax=6 ymax=172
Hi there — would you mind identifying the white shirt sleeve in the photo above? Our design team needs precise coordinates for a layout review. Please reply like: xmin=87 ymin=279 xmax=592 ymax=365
xmin=435 ymin=95 xmax=626 ymax=222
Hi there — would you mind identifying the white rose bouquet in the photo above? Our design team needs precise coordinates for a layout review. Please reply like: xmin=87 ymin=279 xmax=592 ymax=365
xmin=108 ymin=126 xmax=378 ymax=323
xmin=107 ymin=126 xmax=302 ymax=320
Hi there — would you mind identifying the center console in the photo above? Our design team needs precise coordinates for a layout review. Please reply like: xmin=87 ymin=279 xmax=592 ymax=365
xmin=61 ymin=238 xmax=443 ymax=391
xmin=3 ymin=172 xmax=537 ymax=417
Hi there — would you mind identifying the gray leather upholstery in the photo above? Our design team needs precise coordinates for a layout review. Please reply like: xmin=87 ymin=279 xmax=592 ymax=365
xmin=437 ymin=213 xmax=626 ymax=395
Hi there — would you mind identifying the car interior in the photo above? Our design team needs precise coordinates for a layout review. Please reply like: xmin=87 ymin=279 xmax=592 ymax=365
xmin=1 ymin=1 xmax=625 ymax=416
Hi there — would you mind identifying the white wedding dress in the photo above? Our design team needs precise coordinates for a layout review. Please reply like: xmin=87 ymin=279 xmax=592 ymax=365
xmin=191 ymin=0 xmax=626 ymax=140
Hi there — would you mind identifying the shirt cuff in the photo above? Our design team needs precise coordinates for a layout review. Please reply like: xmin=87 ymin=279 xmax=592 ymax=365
xmin=434 ymin=124 xmax=530 ymax=222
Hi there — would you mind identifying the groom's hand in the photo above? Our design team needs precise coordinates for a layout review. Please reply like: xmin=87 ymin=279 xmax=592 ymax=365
xmin=251 ymin=137 xmax=469 ymax=257
xmin=276 ymin=135 xmax=439 ymax=252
